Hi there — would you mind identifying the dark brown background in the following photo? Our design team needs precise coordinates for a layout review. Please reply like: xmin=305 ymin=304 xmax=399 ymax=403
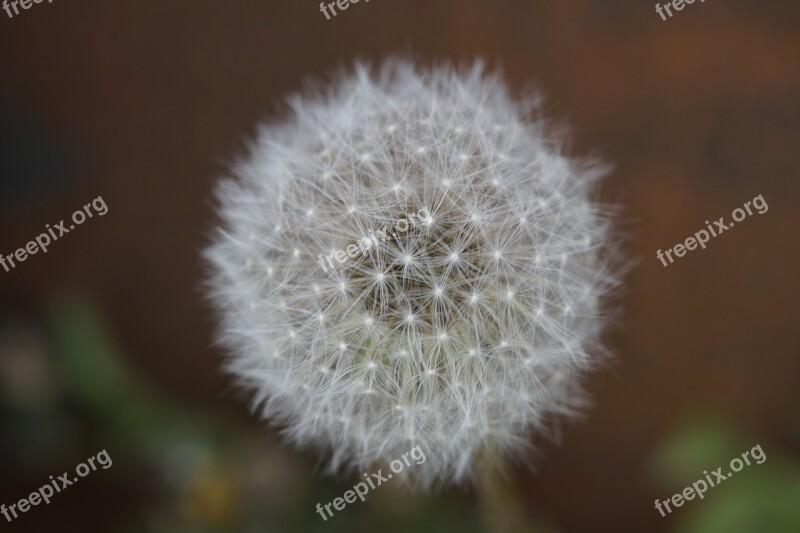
xmin=1 ymin=1 xmax=799 ymax=532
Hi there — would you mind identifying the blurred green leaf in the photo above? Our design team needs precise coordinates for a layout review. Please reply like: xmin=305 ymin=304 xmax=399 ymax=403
xmin=648 ymin=414 xmax=800 ymax=533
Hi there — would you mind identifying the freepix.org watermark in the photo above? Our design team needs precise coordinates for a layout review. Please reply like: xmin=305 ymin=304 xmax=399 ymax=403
xmin=316 ymin=445 xmax=426 ymax=521
xmin=1 ymin=195 xmax=108 ymax=274
xmin=1 ymin=449 xmax=112 ymax=524
xmin=319 ymin=0 xmax=372 ymax=21
xmin=2 ymin=0 xmax=55 ymax=20
xmin=655 ymin=0 xmax=708 ymax=22
xmin=656 ymin=193 xmax=767 ymax=268
xmin=654 ymin=443 xmax=765 ymax=517
xmin=317 ymin=207 xmax=430 ymax=275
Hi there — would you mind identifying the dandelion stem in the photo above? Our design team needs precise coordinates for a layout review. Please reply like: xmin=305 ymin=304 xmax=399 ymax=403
xmin=477 ymin=458 xmax=533 ymax=533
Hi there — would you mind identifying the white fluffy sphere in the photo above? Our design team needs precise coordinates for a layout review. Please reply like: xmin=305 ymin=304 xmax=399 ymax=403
xmin=205 ymin=61 xmax=621 ymax=488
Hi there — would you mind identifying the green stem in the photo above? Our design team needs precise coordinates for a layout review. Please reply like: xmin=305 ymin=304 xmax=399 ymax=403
xmin=476 ymin=456 xmax=532 ymax=533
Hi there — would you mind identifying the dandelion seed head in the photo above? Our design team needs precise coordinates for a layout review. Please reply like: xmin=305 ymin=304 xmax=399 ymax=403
xmin=204 ymin=60 xmax=623 ymax=489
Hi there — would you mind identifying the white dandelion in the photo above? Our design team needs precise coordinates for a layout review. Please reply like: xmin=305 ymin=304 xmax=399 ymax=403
xmin=204 ymin=60 xmax=623 ymax=489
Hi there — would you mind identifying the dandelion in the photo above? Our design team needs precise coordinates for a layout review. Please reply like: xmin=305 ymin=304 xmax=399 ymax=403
xmin=204 ymin=60 xmax=623 ymax=489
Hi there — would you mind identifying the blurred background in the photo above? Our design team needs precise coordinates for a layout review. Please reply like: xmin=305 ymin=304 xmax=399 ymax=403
xmin=1 ymin=1 xmax=799 ymax=531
